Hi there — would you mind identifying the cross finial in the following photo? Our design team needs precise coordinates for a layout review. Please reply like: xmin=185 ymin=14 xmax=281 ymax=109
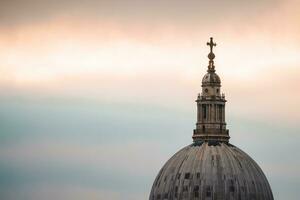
xmin=206 ymin=37 xmax=217 ymax=72
xmin=207 ymin=37 xmax=216 ymax=54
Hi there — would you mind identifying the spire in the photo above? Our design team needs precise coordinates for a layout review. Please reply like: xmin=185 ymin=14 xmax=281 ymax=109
xmin=193 ymin=37 xmax=229 ymax=143
xmin=206 ymin=37 xmax=216 ymax=72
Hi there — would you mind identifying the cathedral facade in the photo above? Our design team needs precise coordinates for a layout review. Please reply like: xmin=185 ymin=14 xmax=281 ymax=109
xmin=149 ymin=38 xmax=273 ymax=200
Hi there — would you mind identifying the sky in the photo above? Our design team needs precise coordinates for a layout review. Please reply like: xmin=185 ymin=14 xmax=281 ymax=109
xmin=0 ymin=0 xmax=299 ymax=199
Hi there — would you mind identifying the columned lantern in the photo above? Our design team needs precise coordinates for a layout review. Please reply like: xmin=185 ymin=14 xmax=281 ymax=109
xmin=193 ymin=37 xmax=229 ymax=143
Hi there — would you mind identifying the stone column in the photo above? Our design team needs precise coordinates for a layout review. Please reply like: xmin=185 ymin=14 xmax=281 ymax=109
xmin=197 ymin=104 xmax=200 ymax=122
xmin=215 ymin=104 xmax=218 ymax=122
xmin=214 ymin=104 xmax=217 ymax=121
xmin=220 ymin=105 xmax=223 ymax=122
xmin=208 ymin=104 xmax=211 ymax=122
xmin=223 ymin=105 xmax=225 ymax=123
xmin=211 ymin=103 xmax=214 ymax=122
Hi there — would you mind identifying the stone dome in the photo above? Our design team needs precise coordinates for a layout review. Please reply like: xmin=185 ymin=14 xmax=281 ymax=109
xmin=149 ymin=38 xmax=273 ymax=200
xmin=202 ymin=72 xmax=221 ymax=86
xmin=149 ymin=141 xmax=273 ymax=200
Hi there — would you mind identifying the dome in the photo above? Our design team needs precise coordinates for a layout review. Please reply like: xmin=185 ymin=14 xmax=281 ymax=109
xmin=149 ymin=38 xmax=273 ymax=200
xmin=150 ymin=141 xmax=273 ymax=200
xmin=202 ymin=72 xmax=221 ymax=86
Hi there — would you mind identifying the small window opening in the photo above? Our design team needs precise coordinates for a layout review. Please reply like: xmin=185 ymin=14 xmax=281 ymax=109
xmin=183 ymin=186 xmax=188 ymax=192
xmin=206 ymin=186 xmax=212 ymax=197
xmin=164 ymin=176 xmax=167 ymax=182
xmin=163 ymin=193 xmax=168 ymax=199
xmin=175 ymin=186 xmax=178 ymax=192
xmin=229 ymin=186 xmax=235 ymax=192
xmin=184 ymin=173 xmax=190 ymax=179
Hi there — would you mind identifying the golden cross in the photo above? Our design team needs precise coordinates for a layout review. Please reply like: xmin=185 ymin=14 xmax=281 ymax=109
xmin=207 ymin=37 xmax=216 ymax=53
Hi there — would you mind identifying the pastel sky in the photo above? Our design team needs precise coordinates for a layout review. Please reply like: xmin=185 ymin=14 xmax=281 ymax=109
xmin=0 ymin=0 xmax=299 ymax=199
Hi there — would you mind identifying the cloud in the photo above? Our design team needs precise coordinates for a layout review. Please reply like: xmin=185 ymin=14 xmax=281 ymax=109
xmin=0 ymin=0 xmax=280 ymax=28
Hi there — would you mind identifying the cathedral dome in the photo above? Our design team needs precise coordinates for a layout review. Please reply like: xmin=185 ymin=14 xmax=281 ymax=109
xmin=149 ymin=38 xmax=273 ymax=200
xmin=149 ymin=141 xmax=273 ymax=200
xmin=202 ymin=72 xmax=221 ymax=86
